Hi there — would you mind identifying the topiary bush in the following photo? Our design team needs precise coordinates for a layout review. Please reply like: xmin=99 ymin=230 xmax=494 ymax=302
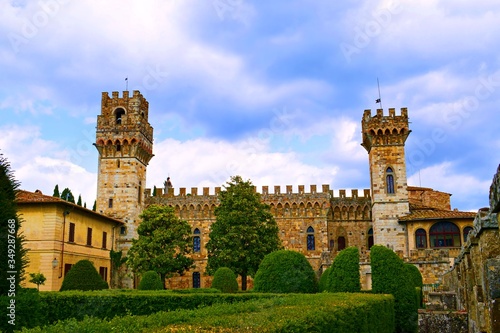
xmin=318 ymin=266 xmax=332 ymax=292
xmin=327 ymin=246 xmax=360 ymax=293
xmin=60 ymin=260 xmax=109 ymax=291
xmin=253 ymin=250 xmax=318 ymax=293
xmin=138 ymin=271 xmax=164 ymax=290
xmin=371 ymin=245 xmax=418 ymax=333
xmin=405 ymin=263 xmax=424 ymax=308
xmin=211 ymin=267 xmax=238 ymax=293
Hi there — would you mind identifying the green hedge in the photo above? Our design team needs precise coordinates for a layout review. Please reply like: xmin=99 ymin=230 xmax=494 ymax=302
xmin=0 ymin=288 xmax=42 ymax=332
xmin=138 ymin=271 xmax=164 ymax=290
xmin=22 ymin=293 xmax=395 ymax=333
xmin=318 ymin=266 xmax=332 ymax=292
xmin=211 ymin=267 xmax=239 ymax=293
xmin=327 ymin=246 xmax=361 ymax=293
xmin=60 ymin=260 xmax=108 ymax=291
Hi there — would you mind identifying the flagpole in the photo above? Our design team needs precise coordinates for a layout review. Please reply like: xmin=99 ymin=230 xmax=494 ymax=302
xmin=125 ymin=77 xmax=128 ymax=91
xmin=377 ymin=78 xmax=383 ymax=110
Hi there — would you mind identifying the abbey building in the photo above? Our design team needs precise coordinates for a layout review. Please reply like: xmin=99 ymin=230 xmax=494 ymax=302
xmin=94 ymin=90 xmax=475 ymax=289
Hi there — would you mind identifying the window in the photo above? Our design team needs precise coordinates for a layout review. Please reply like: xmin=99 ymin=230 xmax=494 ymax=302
xmin=108 ymin=198 xmax=113 ymax=208
xmin=102 ymin=231 xmax=107 ymax=249
xmin=115 ymin=108 xmax=125 ymax=124
xmin=117 ymin=159 xmax=120 ymax=168
xmin=338 ymin=236 xmax=346 ymax=251
xmin=64 ymin=264 xmax=73 ymax=277
xmin=463 ymin=226 xmax=473 ymax=242
xmin=138 ymin=185 xmax=142 ymax=204
xmin=386 ymin=167 xmax=395 ymax=194
xmin=120 ymin=226 xmax=126 ymax=235
xmin=306 ymin=226 xmax=315 ymax=251
xmin=116 ymin=144 xmax=121 ymax=152
xmin=68 ymin=222 xmax=75 ymax=243
xmin=99 ymin=267 xmax=108 ymax=282
xmin=193 ymin=228 xmax=201 ymax=253
xmin=192 ymin=272 xmax=201 ymax=289
xmin=415 ymin=229 xmax=427 ymax=248
xmin=429 ymin=222 xmax=460 ymax=248
xmin=87 ymin=227 xmax=92 ymax=246
xmin=329 ymin=239 xmax=334 ymax=251
xmin=367 ymin=228 xmax=374 ymax=249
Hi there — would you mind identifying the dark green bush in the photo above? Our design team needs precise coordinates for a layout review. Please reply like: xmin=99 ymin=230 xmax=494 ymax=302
xmin=0 ymin=288 xmax=42 ymax=332
xmin=211 ymin=267 xmax=238 ymax=293
xmin=253 ymin=249 xmax=318 ymax=293
xmin=405 ymin=263 xmax=424 ymax=308
xmin=318 ymin=266 xmax=332 ymax=292
xmin=60 ymin=260 xmax=108 ymax=291
xmin=327 ymin=246 xmax=360 ymax=292
xmin=138 ymin=271 xmax=164 ymax=290
xmin=371 ymin=245 xmax=418 ymax=333
xmin=24 ymin=293 xmax=395 ymax=333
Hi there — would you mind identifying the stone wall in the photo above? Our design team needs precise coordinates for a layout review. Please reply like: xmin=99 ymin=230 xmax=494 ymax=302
xmin=408 ymin=186 xmax=451 ymax=211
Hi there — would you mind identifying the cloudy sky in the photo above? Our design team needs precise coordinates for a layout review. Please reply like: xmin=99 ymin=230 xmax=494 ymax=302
xmin=1 ymin=0 xmax=499 ymax=212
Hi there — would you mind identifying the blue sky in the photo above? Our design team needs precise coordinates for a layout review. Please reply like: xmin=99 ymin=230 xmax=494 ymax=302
xmin=1 ymin=0 xmax=499 ymax=211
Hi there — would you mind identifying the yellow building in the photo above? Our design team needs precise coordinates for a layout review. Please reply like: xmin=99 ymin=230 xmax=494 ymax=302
xmin=17 ymin=190 xmax=124 ymax=291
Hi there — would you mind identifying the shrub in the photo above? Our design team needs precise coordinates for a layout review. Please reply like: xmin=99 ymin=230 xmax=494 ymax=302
xmin=211 ymin=267 xmax=238 ymax=293
xmin=318 ymin=266 xmax=332 ymax=292
xmin=253 ymin=250 xmax=318 ymax=293
xmin=139 ymin=271 xmax=164 ymax=290
xmin=327 ymin=246 xmax=361 ymax=292
xmin=0 ymin=288 xmax=42 ymax=332
xmin=371 ymin=245 xmax=418 ymax=333
xmin=60 ymin=260 xmax=108 ymax=291
xmin=405 ymin=263 xmax=424 ymax=308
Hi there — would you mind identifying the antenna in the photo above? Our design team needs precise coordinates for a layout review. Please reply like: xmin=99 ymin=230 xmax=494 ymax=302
xmin=125 ymin=77 xmax=128 ymax=91
xmin=376 ymin=78 xmax=383 ymax=109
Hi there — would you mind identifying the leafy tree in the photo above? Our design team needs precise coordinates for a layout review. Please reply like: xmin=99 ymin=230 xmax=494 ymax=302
xmin=60 ymin=188 xmax=75 ymax=203
xmin=371 ymin=245 xmax=418 ymax=333
xmin=92 ymin=200 xmax=96 ymax=211
xmin=77 ymin=195 xmax=82 ymax=206
xmin=138 ymin=271 xmax=164 ymax=290
xmin=211 ymin=267 xmax=238 ymax=293
xmin=0 ymin=153 xmax=29 ymax=295
xmin=253 ymin=250 xmax=318 ymax=293
xmin=29 ymin=272 xmax=46 ymax=291
xmin=60 ymin=260 xmax=108 ymax=291
xmin=206 ymin=176 xmax=282 ymax=291
xmin=53 ymin=184 xmax=60 ymax=198
xmin=127 ymin=205 xmax=194 ymax=286
xmin=327 ymin=246 xmax=360 ymax=293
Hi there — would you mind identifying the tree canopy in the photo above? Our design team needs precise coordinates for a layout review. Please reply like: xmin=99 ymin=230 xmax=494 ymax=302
xmin=206 ymin=175 xmax=282 ymax=290
xmin=52 ymin=184 xmax=60 ymax=198
xmin=127 ymin=205 xmax=194 ymax=285
xmin=60 ymin=187 xmax=75 ymax=203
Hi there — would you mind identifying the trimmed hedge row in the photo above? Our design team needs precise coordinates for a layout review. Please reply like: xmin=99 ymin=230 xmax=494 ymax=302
xmin=22 ymin=293 xmax=395 ymax=333
xmin=33 ymin=291 xmax=279 ymax=327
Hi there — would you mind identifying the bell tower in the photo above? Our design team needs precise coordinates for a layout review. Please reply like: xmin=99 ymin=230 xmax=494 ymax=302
xmin=361 ymin=108 xmax=411 ymax=255
xmin=94 ymin=90 xmax=154 ymax=252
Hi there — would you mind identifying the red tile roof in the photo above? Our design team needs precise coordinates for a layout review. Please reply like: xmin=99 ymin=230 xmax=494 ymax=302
xmin=399 ymin=203 xmax=476 ymax=221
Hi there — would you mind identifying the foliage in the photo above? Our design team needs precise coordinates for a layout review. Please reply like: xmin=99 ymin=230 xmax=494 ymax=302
xmin=76 ymin=194 xmax=82 ymax=206
xmin=253 ymin=250 xmax=318 ymax=293
xmin=152 ymin=185 xmax=157 ymax=196
xmin=0 ymin=153 xmax=28 ymax=296
xmin=52 ymin=184 xmax=60 ymax=198
xmin=139 ymin=271 xmax=164 ymax=290
xmin=29 ymin=273 xmax=47 ymax=291
xmin=211 ymin=267 xmax=239 ymax=293
xmin=60 ymin=260 xmax=108 ymax=291
xmin=23 ymin=293 xmax=394 ymax=333
xmin=0 ymin=288 xmax=42 ymax=332
xmin=319 ymin=266 xmax=332 ymax=292
xmin=206 ymin=175 xmax=282 ymax=290
xmin=405 ymin=263 xmax=424 ymax=308
xmin=327 ymin=246 xmax=361 ymax=293
xmin=127 ymin=205 xmax=194 ymax=284
xmin=60 ymin=188 xmax=75 ymax=203
xmin=371 ymin=245 xmax=418 ymax=333
xmin=92 ymin=200 xmax=96 ymax=211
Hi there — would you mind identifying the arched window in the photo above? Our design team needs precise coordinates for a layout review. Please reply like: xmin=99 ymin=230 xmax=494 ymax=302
xmin=192 ymin=272 xmax=201 ymax=288
xmin=463 ymin=226 xmax=473 ymax=242
xmin=386 ymin=167 xmax=395 ymax=194
xmin=193 ymin=228 xmax=201 ymax=253
xmin=338 ymin=236 xmax=346 ymax=251
xmin=415 ymin=229 xmax=427 ymax=248
xmin=367 ymin=228 xmax=374 ymax=249
xmin=306 ymin=226 xmax=315 ymax=251
xmin=429 ymin=222 xmax=461 ymax=248
xmin=115 ymin=107 xmax=125 ymax=124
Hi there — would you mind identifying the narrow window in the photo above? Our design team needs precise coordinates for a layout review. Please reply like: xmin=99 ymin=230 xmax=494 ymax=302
xmin=64 ymin=263 xmax=73 ymax=276
xmin=367 ymin=228 xmax=374 ymax=249
xmin=108 ymin=198 xmax=113 ymax=208
xmin=138 ymin=185 xmax=142 ymax=204
xmin=102 ymin=231 xmax=107 ymax=249
xmin=463 ymin=226 xmax=473 ymax=242
xmin=338 ymin=236 xmax=346 ymax=251
xmin=415 ymin=229 xmax=427 ymax=248
xmin=120 ymin=226 xmax=126 ymax=235
xmin=386 ymin=167 xmax=395 ymax=194
xmin=192 ymin=272 xmax=201 ymax=288
xmin=99 ymin=267 xmax=108 ymax=281
xmin=68 ymin=222 xmax=75 ymax=243
xmin=193 ymin=228 xmax=201 ymax=253
xmin=116 ymin=144 xmax=121 ymax=152
xmin=115 ymin=108 xmax=125 ymax=124
xmin=87 ymin=227 xmax=92 ymax=246
xmin=307 ymin=226 xmax=315 ymax=251
xmin=117 ymin=160 xmax=120 ymax=168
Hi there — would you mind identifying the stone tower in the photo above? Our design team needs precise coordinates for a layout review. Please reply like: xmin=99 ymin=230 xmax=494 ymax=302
xmin=361 ymin=108 xmax=411 ymax=255
xmin=94 ymin=90 xmax=154 ymax=253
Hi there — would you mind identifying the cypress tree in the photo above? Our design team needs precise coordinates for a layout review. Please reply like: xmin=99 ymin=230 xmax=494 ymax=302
xmin=53 ymin=184 xmax=60 ymax=198
xmin=92 ymin=200 xmax=96 ymax=211
xmin=77 ymin=195 xmax=82 ymax=206
xmin=60 ymin=188 xmax=75 ymax=203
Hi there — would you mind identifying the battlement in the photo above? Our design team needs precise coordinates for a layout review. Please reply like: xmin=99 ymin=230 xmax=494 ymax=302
xmin=146 ymin=185 xmax=371 ymax=198
xmin=361 ymin=108 xmax=411 ymax=151
xmin=362 ymin=107 xmax=408 ymax=120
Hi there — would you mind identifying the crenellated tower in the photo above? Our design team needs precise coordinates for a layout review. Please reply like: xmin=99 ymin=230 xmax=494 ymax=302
xmin=94 ymin=90 xmax=154 ymax=254
xmin=361 ymin=108 xmax=411 ymax=255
